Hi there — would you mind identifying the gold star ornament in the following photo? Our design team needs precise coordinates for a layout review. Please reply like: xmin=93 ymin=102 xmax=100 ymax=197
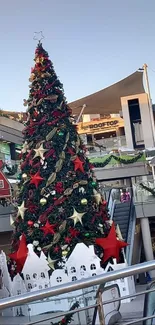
xmin=69 ymin=208 xmax=86 ymax=226
xmin=48 ymin=254 xmax=57 ymax=270
xmin=93 ymin=189 xmax=102 ymax=205
xmin=17 ymin=201 xmax=27 ymax=219
xmin=10 ymin=215 xmax=15 ymax=227
xmin=33 ymin=143 xmax=48 ymax=160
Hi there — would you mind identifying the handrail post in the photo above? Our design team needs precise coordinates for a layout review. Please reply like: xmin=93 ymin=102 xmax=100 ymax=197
xmin=97 ymin=290 xmax=105 ymax=325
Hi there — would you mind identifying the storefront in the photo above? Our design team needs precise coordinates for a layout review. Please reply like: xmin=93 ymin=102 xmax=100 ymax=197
xmin=77 ymin=117 xmax=125 ymax=145
xmin=0 ymin=142 xmax=11 ymax=165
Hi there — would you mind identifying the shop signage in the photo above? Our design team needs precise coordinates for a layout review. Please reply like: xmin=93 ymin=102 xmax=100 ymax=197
xmin=0 ymin=142 xmax=10 ymax=155
xmin=78 ymin=118 xmax=124 ymax=134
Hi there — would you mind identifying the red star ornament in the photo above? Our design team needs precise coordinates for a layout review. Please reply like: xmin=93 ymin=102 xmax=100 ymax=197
xmin=30 ymin=171 xmax=44 ymax=188
xmin=65 ymin=236 xmax=72 ymax=244
xmin=41 ymin=220 xmax=56 ymax=236
xmin=53 ymin=246 xmax=60 ymax=253
xmin=69 ymin=228 xmax=80 ymax=238
xmin=95 ymin=223 xmax=128 ymax=263
xmin=9 ymin=234 xmax=28 ymax=273
xmin=73 ymin=157 xmax=84 ymax=173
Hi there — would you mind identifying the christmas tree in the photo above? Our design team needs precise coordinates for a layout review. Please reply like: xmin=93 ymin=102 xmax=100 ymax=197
xmin=9 ymin=41 xmax=114 ymax=276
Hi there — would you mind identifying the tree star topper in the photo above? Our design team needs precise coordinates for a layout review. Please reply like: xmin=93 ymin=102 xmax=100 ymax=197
xmin=69 ymin=208 xmax=86 ymax=225
xmin=33 ymin=31 xmax=45 ymax=42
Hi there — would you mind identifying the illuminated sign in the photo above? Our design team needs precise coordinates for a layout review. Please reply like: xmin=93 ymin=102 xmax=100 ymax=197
xmin=77 ymin=118 xmax=124 ymax=134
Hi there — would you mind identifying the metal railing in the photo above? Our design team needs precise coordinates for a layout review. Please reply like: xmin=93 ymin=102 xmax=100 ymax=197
xmin=0 ymin=261 xmax=155 ymax=325
xmin=106 ymin=184 xmax=155 ymax=205
xmin=86 ymin=136 xmax=127 ymax=157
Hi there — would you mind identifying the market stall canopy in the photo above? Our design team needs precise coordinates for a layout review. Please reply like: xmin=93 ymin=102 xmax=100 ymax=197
xmin=69 ymin=71 xmax=145 ymax=116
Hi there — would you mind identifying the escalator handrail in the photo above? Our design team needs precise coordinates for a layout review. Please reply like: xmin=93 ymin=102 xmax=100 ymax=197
xmin=126 ymin=190 xmax=136 ymax=265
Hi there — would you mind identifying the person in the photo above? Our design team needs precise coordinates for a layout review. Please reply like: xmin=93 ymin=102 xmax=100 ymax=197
xmin=120 ymin=188 xmax=131 ymax=203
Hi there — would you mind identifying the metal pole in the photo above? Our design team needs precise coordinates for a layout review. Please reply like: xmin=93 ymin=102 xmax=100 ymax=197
xmin=76 ymin=104 xmax=86 ymax=123
xmin=143 ymin=63 xmax=155 ymax=144
xmin=97 ymin=291 xmax=105 ymax=325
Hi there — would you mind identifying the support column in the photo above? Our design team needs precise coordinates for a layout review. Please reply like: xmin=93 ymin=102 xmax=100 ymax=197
xmin=140 ymin=217 xmax=155 ymax=278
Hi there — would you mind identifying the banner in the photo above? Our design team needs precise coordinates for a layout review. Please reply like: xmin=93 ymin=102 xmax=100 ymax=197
xmin=77 ymin=117 xmax=124 ymax=134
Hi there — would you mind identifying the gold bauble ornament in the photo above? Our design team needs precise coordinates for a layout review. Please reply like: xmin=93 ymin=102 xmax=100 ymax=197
xmin=40 ymin=198 xmax=47 ymax=206
xmin=62 ymin=250 xmax=68 ymax=256
xmin=81 ymin=198 xmax=88 ymax=205
xmin=22 ymin=173 xmax=27 ymax=180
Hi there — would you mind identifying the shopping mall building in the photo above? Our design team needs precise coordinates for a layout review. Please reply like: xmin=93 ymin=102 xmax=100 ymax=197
xmin=0 ymin=69 xmax=155 ymax=279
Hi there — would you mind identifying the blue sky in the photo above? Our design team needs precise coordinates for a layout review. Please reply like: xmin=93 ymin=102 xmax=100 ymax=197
xmin=0 ymin=0 xmax=155 ymax=111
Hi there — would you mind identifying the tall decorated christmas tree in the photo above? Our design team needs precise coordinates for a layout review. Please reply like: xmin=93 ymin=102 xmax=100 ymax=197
xmin=9 ymin=41 xmax=127 ymax=279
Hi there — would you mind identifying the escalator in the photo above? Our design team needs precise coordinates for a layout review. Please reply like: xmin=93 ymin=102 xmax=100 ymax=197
xmin=113 ymin=201 xmax=131 ymax=241
xmin=108 ymin=189 xmax=136 ymax=265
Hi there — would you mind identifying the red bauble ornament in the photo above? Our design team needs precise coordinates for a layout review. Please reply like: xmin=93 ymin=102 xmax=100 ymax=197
xmin=95 ymin=224 xmax=128 ymax=263
xmin=9 ymin=234 xmax=28 ymax=273
xmin=73 ymin=157 xmax=84 ymax=173
xmin=41 ymin=220 xmax=56 ymax=236
xmin=30 ymin=171 xmax=44 ymax=188
xmin=28 ymin=220 xmax=34 ymax=226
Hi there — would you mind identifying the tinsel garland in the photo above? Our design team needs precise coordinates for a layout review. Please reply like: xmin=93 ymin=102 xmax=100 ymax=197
xmin=139 ymin=183 xmax=155 ymax=197
xmin=90 ymin=152 xmax=144 ymax=168
xmin=51 ymin=302 xmax=79 ymax=325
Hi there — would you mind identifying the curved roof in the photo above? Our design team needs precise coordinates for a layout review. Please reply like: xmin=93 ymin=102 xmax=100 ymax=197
xmin=69 ymin=71 xmax=145 ymax=116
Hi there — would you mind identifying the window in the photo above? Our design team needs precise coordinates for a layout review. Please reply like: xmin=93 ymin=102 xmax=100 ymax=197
xmin=70 ymin=267 xmax=76 ymax=273
xmin=39 ymin=285 xmax=42 ymax=289
xmin=28 ymin=283 xmax=32 ymax=289
xmin=41 ymin=272 xmax=45 ymax=278
xmin=92 ymin=273 xmax=96 ymax=277
xmin=26 ymin=274 xmax=30 ymax=280
xmin=80 ymin=265 xmax=86 ymax=271
xmin=72 ymin=276 xmax=77 ymax=281
xmin=56 ymin=276 xmax=62 ymax=283
xmin=17 ymin=290 xmax=21 ymax=295
xmin=0 ymin=180 xmax=4 ymax=188
xmin=90 ymin=264 xmax=96 ymax=270
xmin=33 ymin=273 xmax=37 ymax=279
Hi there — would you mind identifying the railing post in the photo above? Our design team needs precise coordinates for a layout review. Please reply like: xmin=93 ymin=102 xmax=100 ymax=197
xmin=97 ymin=290 xmax=105 ymax=325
